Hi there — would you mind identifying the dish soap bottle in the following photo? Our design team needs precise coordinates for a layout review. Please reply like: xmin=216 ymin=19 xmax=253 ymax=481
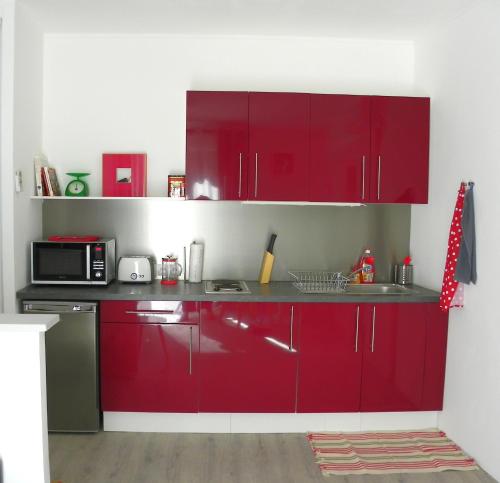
xmin=360 ymin=249 xmax=375 ymax=284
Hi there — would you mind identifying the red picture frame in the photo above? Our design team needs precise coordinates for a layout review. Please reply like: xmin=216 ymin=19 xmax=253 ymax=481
xmin=102 ymin=153 xmax=147 ymax=197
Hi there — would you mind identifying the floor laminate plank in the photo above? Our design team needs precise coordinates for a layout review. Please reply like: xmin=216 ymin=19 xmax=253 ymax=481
xmin=49 ymin=432 xmax=497 ymax=483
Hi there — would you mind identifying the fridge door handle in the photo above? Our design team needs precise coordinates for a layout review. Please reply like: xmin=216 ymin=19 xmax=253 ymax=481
xmin=24 ymin=303 xmax=96 ymax=313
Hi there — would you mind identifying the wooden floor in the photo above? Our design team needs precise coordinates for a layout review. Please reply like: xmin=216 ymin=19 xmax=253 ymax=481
xmin=49 ymin=432 xmax=497 ymax=483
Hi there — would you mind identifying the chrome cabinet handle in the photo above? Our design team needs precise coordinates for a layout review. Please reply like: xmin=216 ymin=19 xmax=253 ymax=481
xmin=361 ymin=156 xmax=366 ymax=200
xmin=355 ymin=306 xmax=360 ymax=352
xmin=377 ymin=156 xmax=382 ymax=201
xmin=189 ymin=326 xmax=193 ymax=375
xmin=254 ymin=153 xmax=258 ymax=198
xmin=289 ymin=305 xmax=294 ymax=351
xmin=238 ymin=153 xmax=242 ymax=198
xmin=371 ymin=306 xmax=376 ymax=352
xmin=125 ymin=310 xmax=175 ymax=316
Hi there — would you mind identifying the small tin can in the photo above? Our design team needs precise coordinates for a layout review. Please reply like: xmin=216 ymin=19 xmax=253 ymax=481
xmin=394 ymin=264 xmax=414 ymax=285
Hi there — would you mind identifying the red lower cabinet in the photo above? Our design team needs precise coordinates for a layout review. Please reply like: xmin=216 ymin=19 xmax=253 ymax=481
xmin=297 ymin=304 xmax=363 ymax=412
xmin=360 ymin=304 xmax=427 ymax=412
xmin=99 ymin=300 xmax=447 ymax=414
xmin=421 ymin=305 xmax=449 ymax=410
xmin=199 ymin=302 xmax=298 ymax=412
xmin=100 ymin=301 xmax=199 ymax=412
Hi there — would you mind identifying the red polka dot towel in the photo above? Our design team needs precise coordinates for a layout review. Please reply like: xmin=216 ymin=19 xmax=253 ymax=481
xmin=439 ymin=183 xmax=466 ymax=312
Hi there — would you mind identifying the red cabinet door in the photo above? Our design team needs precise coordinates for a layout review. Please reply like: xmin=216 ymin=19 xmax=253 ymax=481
xmin=297 ymin=304 xmax=364 ymax=412
xmin=370 ymin=96 xmax=430 ymax=203
xmin=186 ymin=91 xmax=248 ymax=200
xmin=310 ymin=95 xmax=371 ymax=202
xmin=360 ymin=304 xmax=427 ymax=411
xmin=421 ymin=305 xmax=448 ymax=410
xmin=100 ymin=323 xmax=199 ymax=412
xmin=248 ymin=92 xmax=309 ymax=201
xmin=199 ymin=302 xmax=298 ymax=412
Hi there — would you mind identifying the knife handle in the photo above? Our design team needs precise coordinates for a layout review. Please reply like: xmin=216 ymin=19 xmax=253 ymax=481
xmin=267 ymin=234 xmax=277 ymax=254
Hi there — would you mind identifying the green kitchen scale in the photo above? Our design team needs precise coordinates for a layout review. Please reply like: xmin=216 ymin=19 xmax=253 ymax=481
xmin=65 ymin=172 xmax=90 ymax=197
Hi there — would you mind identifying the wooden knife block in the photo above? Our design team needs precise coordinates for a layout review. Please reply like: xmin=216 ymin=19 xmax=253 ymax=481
xmin=259 ymin=252 xmax=275 ymax=284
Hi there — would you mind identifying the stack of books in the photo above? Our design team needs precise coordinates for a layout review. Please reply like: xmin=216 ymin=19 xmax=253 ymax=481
xmin=34 ymin=155 xmax=62 ymax=196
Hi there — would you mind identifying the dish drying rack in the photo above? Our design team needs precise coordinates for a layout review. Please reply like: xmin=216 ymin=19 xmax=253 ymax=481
xmin=289 ymin=270 xmax=351 ymax=294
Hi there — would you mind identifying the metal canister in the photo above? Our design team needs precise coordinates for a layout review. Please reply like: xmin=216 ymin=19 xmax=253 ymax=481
xmin=394 ymin=264 xmax=414 ymax=285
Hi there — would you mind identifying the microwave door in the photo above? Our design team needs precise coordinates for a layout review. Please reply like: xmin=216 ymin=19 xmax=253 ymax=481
xmin=33 ymin=243 xmax=88 ymax=282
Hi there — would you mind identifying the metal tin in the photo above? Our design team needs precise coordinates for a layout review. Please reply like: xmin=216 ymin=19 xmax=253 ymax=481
xmin=394 ymin=264 xmax=414 ymax=285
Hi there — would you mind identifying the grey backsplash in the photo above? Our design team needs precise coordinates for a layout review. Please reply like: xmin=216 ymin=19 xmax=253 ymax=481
xmin=43 ymin=201 xmax=410 ymax=282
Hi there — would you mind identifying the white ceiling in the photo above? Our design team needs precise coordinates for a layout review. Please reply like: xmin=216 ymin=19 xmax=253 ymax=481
xmin=22 ymin=0 xmax=482 ymax=39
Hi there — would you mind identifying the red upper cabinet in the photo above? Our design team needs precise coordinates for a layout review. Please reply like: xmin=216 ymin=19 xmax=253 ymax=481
xmin=370 ymin=96 xmax=430 ymax=203
xmin=199 ymin=301 xmax=298 ymax=412
xmin=248 ymin=93 xmax=310 ymax=201
xmin=185 ymin=92 xmax=430 ymax=203
xmin=310 ymin=95 xmax=371 ymax=202
xmin=360 ymin=303 xmax=427 ymax=412
xmin=297 ymin=303 xmax=364 ymax=412
xmin=186 ymin=91 xmax=248 ymax=200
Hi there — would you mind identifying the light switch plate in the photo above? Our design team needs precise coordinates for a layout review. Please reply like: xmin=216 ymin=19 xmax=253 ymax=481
xmin=15 ymin=171 xmax=23 ymax=192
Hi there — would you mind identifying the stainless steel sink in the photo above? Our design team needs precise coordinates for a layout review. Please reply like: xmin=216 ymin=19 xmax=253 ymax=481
xmin=344 ymin=283 xmax=412 ymax=295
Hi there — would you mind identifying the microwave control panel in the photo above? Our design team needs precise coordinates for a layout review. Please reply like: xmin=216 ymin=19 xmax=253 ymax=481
xmin=91 ymin=244 xmax=106 ymax=281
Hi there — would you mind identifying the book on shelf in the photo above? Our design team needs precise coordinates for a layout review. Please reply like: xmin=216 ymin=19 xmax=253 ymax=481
xmin=40 ymin=167 xmax=51 ymax=196
xmin=33 ymin=154 xmax=48 ymax=196
xmin=46 ymin=167 xmax=62 ymax=196
xmin=34 ymin=156 xmax=62 ymax=196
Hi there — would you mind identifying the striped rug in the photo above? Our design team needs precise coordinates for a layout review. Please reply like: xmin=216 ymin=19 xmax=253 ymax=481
xmin=308 ymin=429 xmax=478 ymax=475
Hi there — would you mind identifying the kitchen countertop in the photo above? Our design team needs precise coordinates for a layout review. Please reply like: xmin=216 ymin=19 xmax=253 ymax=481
xmin=17 ymin=280 xmax=440 ymax=303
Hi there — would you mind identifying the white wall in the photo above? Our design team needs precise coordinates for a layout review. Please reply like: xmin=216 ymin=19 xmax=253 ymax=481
xmin=0 ymin=0 xmax=16 ymax=312
xmin=0 ymin=1 xmax=43 ymax=312
xmin=43 ymin=34 xmax=415 ymax=196
xmin=411 ymin=1 xmax=500 ymax=480
xmin=13 ymin=2 xmax=43 ymax=300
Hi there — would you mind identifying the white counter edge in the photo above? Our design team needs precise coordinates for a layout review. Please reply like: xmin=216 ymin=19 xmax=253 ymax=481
xmin=0 ymin=314 xmax=59 ymax=332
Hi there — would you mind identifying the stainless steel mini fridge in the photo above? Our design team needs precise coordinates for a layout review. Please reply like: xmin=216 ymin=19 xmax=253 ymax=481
xmin=23 ymin=300 xmax=100 ymax=432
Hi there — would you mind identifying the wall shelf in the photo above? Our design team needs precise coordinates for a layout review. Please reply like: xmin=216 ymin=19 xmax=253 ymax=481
xmin=31 ymin=196 xmax=186 ymax=201
xmin=31 ymin=196 xmax=365 ymax=207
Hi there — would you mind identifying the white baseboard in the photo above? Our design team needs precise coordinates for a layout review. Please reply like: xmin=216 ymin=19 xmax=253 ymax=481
xmin=103 ymin=411 xmax=439 ymax=433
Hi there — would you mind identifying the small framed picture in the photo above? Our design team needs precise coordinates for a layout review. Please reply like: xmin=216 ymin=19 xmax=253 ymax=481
xmin=168 ymin=175 xmax=185 ymax=198
xmin=102 ymin=153 xmax=147 ymax=197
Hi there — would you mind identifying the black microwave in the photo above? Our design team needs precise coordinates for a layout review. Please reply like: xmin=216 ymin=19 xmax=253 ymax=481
xmin=31 ymin=239 xmax=116 ymax=285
